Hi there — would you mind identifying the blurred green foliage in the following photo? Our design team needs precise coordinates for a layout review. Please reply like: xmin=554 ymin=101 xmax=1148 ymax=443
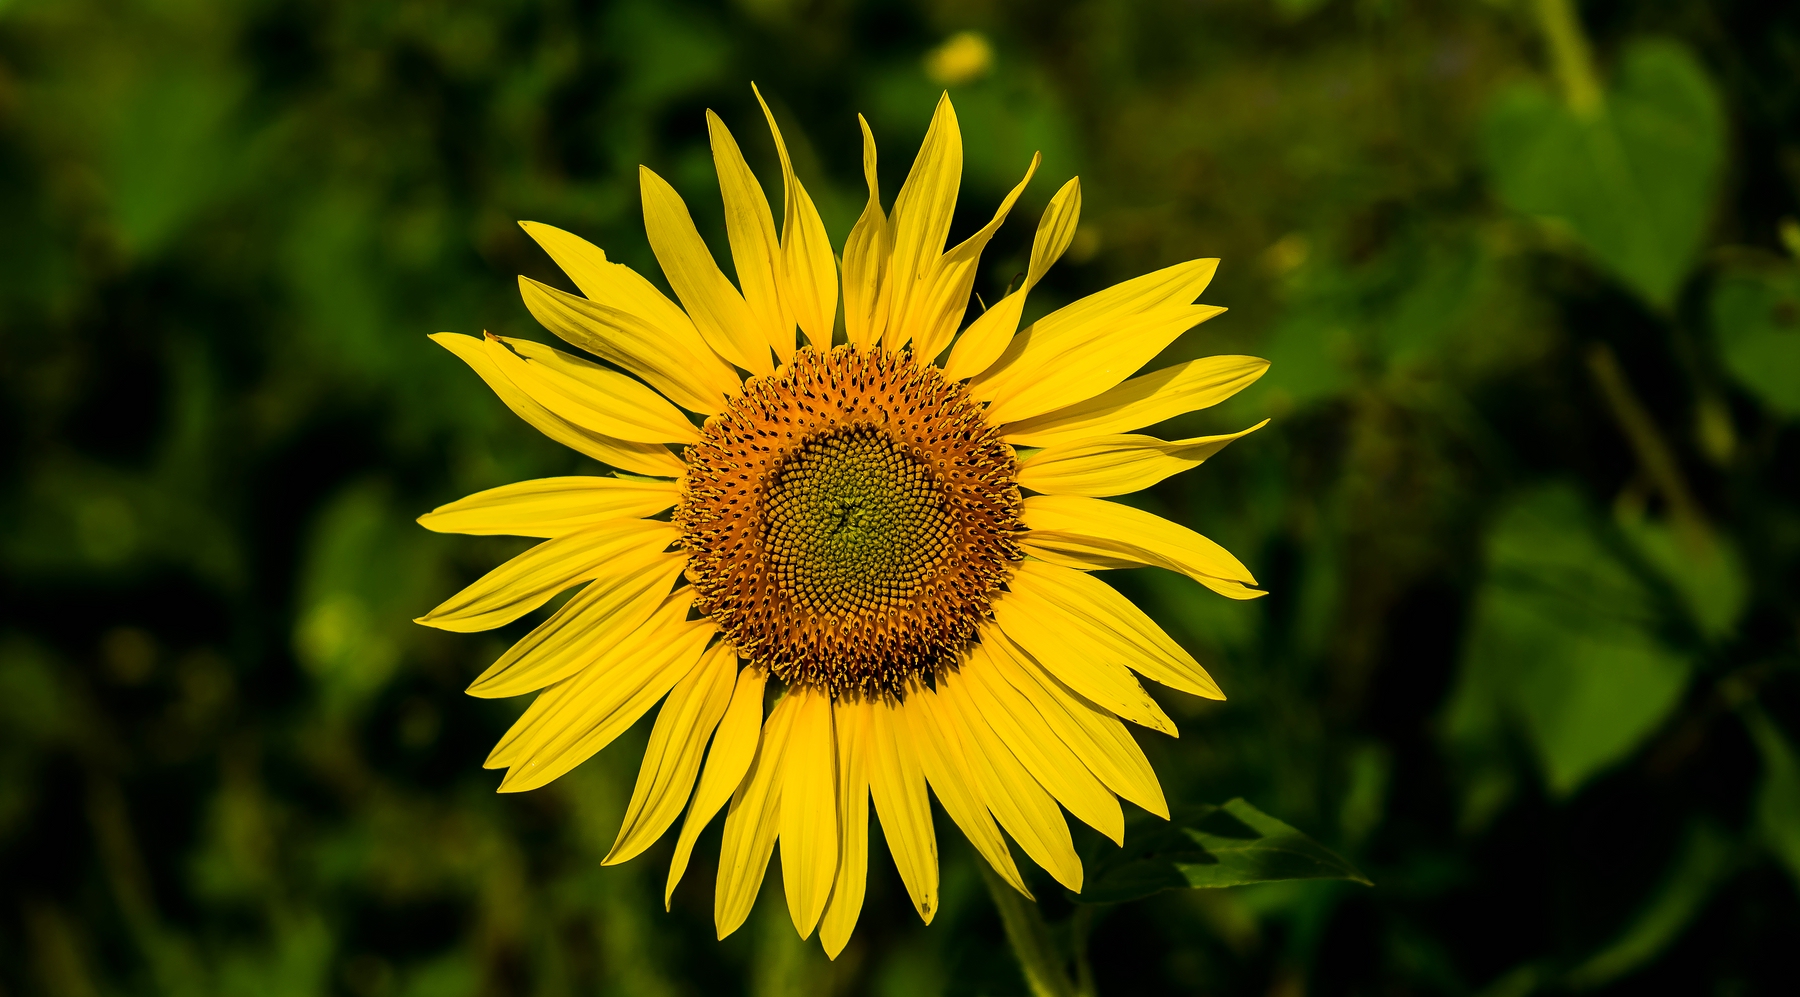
xmin=3 ymin=0 xmax=1800 ymax=995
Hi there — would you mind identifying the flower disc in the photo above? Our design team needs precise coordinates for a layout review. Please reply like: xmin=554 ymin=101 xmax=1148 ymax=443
xmin=677 ymin=345 xmax=1023 ymax=696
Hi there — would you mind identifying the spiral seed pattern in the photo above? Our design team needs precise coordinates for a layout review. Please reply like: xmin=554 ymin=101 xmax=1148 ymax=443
xmin=677 ymin=345 xmax=1023 ymax=697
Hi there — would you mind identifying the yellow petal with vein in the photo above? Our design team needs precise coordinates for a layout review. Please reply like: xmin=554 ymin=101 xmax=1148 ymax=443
xmin=419 ymin=475 xmax=678 ymax=538
xmin=972 ymin=258 xmax=1222 ymax=418
xmin=911 ymin=151 xmax=1038 ymax=365
xmin=716 ymin=690 xmax=795 ymax=939
xmin=983 ymin=627 xmax=1168 ymax=818
xmin=842 ymin=116 xmax=891 ymax=352
xmin=937 ymin=675 xmax=1082 ymax=891
xmin=983 ymin=304 xmax=1225 ymax=426
xmin=640 ymin=165 xmax=772 ymax=375
xmin=495 ymin=335 xmax=699 ymax=444
xmin=430 ymin=333 xmax=683 ymax=477
xmin=957 ymin=644 xmax=1123 ymax=843
xmin=755 ymin=86 xmax=838 ymax=353
xmin=417 ymin=519 xmax=678 ymax=633
xmin=1002 ymin=355 xmax=1269 ymax=448
xmin=868 ymin=698 xmax=938 ymax=922
xmin=780 ymin=685 xmax=838 ymax=938
xmin=606 ymin=640 xmax=738 ymax=865
xmin=942 ymin=176 xmax=1080 ymax=381
xmin=668 ymin=665 xmax=768 ymax=907
xmin=516 ymin=271 xmax=736 ymax=415
xmin=1018 ymin=421 xmax=1268 ymax=497
xmin=496 ymin=595 xmax=712 ymax=792
xmin=992 ymin=563 xmax=1177 ymax=734
xmin=820 ymin=698 xmax=872 ymax=959
xmin=1007 ymin=560 xmax=1223 ymax=700
xmin=706 ymin=110 xmax=792 ymax=363
xmin=467 ymin=554 xmax=684 ymax=699
xmin=905 ymin=686 xmax=1030 ymax=897
xmin=1022 ymin=494 xmax=1264 ymax=599
xmin=884 ymin=94 xmax=961 ymax=352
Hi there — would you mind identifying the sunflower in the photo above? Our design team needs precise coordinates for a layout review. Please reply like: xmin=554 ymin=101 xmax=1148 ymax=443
xmin=417 ymin=88 xmax=1269 ymax=957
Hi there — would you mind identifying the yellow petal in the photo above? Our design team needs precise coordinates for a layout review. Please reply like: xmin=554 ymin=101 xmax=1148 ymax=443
xmin=868 ymin=697 xmax=939 ymax=923
xmin=1018 ymin=421 xmax=1268 ymax=497
xmin=706 ymin=110 xmax=792 ymax=363
xmin=419 ymin=475 xmax=678 ymax=538
xmin=667 ymin=664 xmax=768 ymax=907
xmin=494 ymin=335 xmax=699 ymax=444
xmin=1006 ymin=559 xmax=1223 ymax=701
xmin=905 ymin=685 xmax=1030 ymax=897
xmin=430 ymin=333 xmax=683 ymax=477
xmin=516 ymin=270 xmax=735 ymax=415
xmin=716 ymin=689 xmax=796 ymax=940
xmin=416 ymin=519 xmax=678 ymax=633
xmin=992 ymin=562 xmax=1178 ymax=734
xmin=639 ymin=165 xmax=773 ymax=375
xmin=937 ymin=673 xmax=1083 ymax=892
xmin=971 ymin=258 xmax=1223 ymax=420
xmin=884 ymin=93 xmax=962 ymax=352
xmin=779 ymin=684 xmax=838 ymax=938
xmin=841 ymin=115 xmax=891 ymax=352
xmin=820 ymin=698 xmax=872 ymax=959
xmin=467 ymin=554 xmax=685 ymax=699
xmin=1022 ymin=495 xmax=1264 ymax=600
xmin=941 ymin=177 xmax=1081 ymax=381
xmin=958 ymin=643 xmax=1123 ymax=843
xmin=1002 ymin=355 xmax=1270 ymax=449
xmin=755 ymin=85 xmax=838 ymax=353
xmin=910 ymin=151 xmax=1039 ymax=365
xmin=983 ymin=627 xmax=1168 ymax=818
xmin=605 ymin=640 xmax=739 ymax=865
xmin=496 ymin=595 xmax=713 ymax=792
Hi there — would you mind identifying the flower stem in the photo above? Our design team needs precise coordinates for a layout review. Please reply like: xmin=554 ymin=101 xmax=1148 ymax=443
xmin=979 ymin=862 xmax=1081 ymax=997
xmin=1531 ymin=0 xmax=1604 ymax=117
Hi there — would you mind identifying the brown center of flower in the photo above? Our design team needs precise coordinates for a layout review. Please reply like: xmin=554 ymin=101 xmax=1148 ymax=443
xmin=676 ymin=345 xmax=1023 ymax=697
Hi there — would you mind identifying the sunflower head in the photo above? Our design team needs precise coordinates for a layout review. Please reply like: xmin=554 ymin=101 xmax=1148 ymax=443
xmin=417 ymin=86 xmax=1270 ymax=958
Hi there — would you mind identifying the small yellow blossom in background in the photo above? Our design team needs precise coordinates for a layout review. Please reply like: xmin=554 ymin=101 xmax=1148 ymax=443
xmin=924 ymin=30 xmax=994 ymax=86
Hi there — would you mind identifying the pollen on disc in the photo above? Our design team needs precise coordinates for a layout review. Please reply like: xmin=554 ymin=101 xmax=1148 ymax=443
xmin=676 ymin=345 xmax=1023 ymax=697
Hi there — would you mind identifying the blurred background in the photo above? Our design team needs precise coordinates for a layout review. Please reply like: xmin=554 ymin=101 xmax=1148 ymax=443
xmin=3 ymin=0 xmax=1798 ymax=994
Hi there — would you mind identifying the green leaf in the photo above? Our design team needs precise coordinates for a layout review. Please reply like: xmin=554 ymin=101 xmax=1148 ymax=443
xmin=1449 ymin=485 xmax=1691 ymax=799
xmin=1563 ymin=820 xmax=1735 ymax=990
xmin=1076 ymin=798 xmax=1369 ymax=905
xmin=1710 ymin=265 xmax=1800 ymax=416
xmin=1742 ymin=705 xmax=1800 ymax=890
xmin=1482 ymin=39 xmax=1724 ymax=309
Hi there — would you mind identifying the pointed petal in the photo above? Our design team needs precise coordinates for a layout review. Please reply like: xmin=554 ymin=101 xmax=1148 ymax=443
xmin=706 ymin=110 xmax=792 ymax=363
xmin=605 ymin=641 xmax=739 ymax=865
xmin=911 ymin=151 xmax=1039 ymax=365
xmin=884 ymin=94 xmax=962 ymax=352
xmin=779 ymin=685 xmax=837 ymax=938
xmin=868 ymin=697 xmax=939 ymax=923
xmin=640 ymin=165 xmax=773 ymax=375
xmin=1018 ymin=421 xmax=1268 ymax=497
xmin=905 ymin=685 xmax=1031 ymax=897
xmin=1001 ymin=355 xmax=1269 ymax=449
xmin=1022 ymin=495 xmax=1264 ymax=600
xmin=430 ymin=333 xmax=683 ymax=477
xmin=958 ymin=643 xmax=1123 ymax=843
xmin=971 ymin=259 xmax=1224 ymax=422
xmin=716 ymin=690 xmax=796 ymax=940
xmin=419 ymin=476 xmax=679 ymax=538
xmin=983 ymin=626 xmax=1169 ymax=818
xmin=754 ymin=86 xmax=838 ymax=353
xmin=942 ymin=176 xmax=1082 ymax=381
xmin=842 ymin=116 xmax=891 ymax=352
xmin=820 ymin=698 xmax=872 ymax=959
xmin=416 ymin=519 xmax=678 ymax=633
xmin=494 ymin=335 xmax=699 ymax=444
xmin=992 ymin=563 xmax=1178 ymax=734
xmin=467 ymin=554 xmax=685 ymax=698
xmin=668 ymin=664 xmax=768 ymax=907
xmin=516 ymin=271 xmax=736 ymax=415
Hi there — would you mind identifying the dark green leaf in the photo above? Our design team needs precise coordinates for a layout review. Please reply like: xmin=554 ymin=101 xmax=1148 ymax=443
xmin=1075 ymin=798 xmax=1369 ymax=905
xmin=1711 ymin=265 xmax=1800 ymax=416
